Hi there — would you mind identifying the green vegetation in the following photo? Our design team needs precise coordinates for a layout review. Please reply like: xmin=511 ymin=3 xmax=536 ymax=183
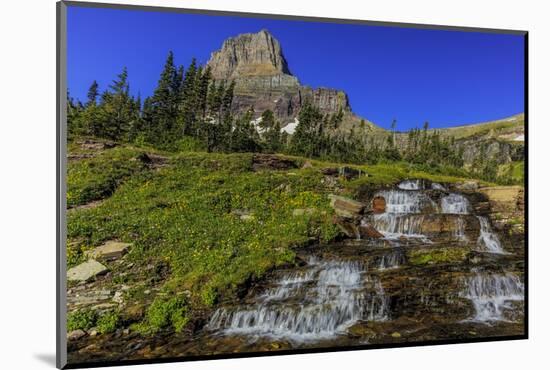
xmin=438 ymin=114 xmax=524 ymax=140
xmin=96 ymin=311 xmax=120 ymax=334
xmin=67 ymin=52 xmax=522 ymax=186
xmin=67 ymin=146 xmax=154 ymax=207
xmin=67 ymin=309 xmax=97 ymax=332
xmin=68 ymin=148 xmax=346 ymax=333
xmin=65 ymin=50 xmax=524 ymax=337
xmin=136 ymin=296 xmax=190 ymax=333
xmin=67 ymin=309 xmax=120 ymax=334
xmin=407 ymin=247 xmax=469 ymax=266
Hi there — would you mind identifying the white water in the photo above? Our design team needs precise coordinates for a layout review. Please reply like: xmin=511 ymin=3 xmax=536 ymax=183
xmin=377 ymin=249 xmax=406 ymax=270
xmin=461 ymin=273 xmax=524 ymax=322
xmin=375 ymin=190 xmax=435 ymax=214
xmin=372 ymin=188 xmax=435 ymax=241
xmin=441 ymin=193 xmax=470 ymax=214
xmin=207 ymin=258 xmax=388 ymax=341
xmin=372 ymin=213 xmax=427 ymax=240
xmin=454 ymin=217 xmax=469 ymax=242
xmin=476 ymin=216 xmax=506 ymax=254
xmin=398 ymin=179 xmax=424 ymax=190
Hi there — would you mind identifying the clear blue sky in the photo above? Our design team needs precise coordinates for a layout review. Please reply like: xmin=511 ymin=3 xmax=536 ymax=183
xmin=67 ymin=5 xmax=525 ymax=130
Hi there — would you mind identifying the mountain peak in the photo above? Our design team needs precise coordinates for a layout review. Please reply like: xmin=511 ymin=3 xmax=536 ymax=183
xmin=208 ymin=29 xmax=293 ymax=80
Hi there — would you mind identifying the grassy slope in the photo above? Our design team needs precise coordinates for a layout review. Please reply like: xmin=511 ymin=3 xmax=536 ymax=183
xmin=436 ymin=113 xmax=524 ymax=140
xmin=66 ymin=140 xmax=497 ymax=333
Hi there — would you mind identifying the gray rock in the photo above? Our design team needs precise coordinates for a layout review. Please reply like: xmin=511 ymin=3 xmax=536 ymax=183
xmin=85 ymin=241 xmax=131 ymax=261
xmin=67 ymin=329 xmax=86 ymax=341
xmin=329 ymin=194 xmax=366 ymax=218
xmin=113 ymin=291 xmax=124 ymax=304
xmin=67 ymin=260 xmax=108 ymax=282
xmin=206 ymin=30 xmax=356 ymax=127
xmin=457 ymin=181 xmax=479 ymax=191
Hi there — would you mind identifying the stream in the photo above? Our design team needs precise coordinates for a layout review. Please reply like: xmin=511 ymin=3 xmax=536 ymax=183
xmin=68 ymin=179 xmax=525 ymax=363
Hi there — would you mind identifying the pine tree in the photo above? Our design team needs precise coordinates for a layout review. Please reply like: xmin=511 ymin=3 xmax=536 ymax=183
xmin=86 ymin=80 xmax=99 ymax=107
xmin=147 ymin=51 xmax=179 ymax=144
xmin=179 ymin=58 xmax=198 ymax=136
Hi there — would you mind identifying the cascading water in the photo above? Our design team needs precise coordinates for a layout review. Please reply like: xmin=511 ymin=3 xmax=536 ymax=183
xmin=207 ymin=257 xmax=388 ymax=341
xmin=398 ymin=179 xmax=424 ymax=190
xmin=454 ymin=217 xmax=469 ymax=242
xmin=476 ymin=216 xmax=506 ymax=254
xmin=377 ymin=249 xmax=406 ymax=270
xmin=372 ymin=213 xmax=426 ymax=239
xmin=441 ymin=193 xmax=470 ymax=214
xmin=371 ymin=188 xmax=434 ymax=241
xmin=376 ymin=190 xmax=434 ymax=214
xmin=461 ymin=272 xmax=524 ymax=322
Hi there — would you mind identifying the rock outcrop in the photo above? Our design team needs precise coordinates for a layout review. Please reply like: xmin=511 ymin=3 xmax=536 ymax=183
xmin=67 ymin=260 xmax=108 ymax=282
xmin=207 ymin=30 xmax=375 ymax=131
xmin=209 ymin=29 xmax=293 ymax=81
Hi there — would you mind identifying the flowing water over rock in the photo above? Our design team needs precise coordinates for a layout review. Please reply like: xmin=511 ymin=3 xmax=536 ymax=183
xmin=476 ymin=216 xmax=506 ymax=254
xmin=67 ymin=180 xmax=524 ymax=363
xmin=207 ymin=257 xmax=388 ymax=342
xmin=461 ymin=272 xmax=524 ymax=322
xmin=398 ymin=179 xmax=424 ymax=190
xmin=441 ymin=193 xmax=470 ymax=214
xmin=376 ymin=249 xmax=406 ymax=270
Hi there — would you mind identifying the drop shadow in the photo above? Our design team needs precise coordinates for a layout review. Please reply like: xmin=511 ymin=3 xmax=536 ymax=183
xmin=34 ymin=353 xmax=56 ymax=367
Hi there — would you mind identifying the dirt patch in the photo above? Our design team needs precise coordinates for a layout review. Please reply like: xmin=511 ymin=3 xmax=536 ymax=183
xmin=251 ymin=154 xmax=298 ymax=171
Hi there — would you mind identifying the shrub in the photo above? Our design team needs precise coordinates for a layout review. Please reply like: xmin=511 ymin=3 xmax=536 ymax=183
xmin=67 ymin=309 xmax=97 ymax=331
xmin=144 ymin=296 xmax=189 ymax=333
xmin=96 ymin=311 xmax=120 ymax=334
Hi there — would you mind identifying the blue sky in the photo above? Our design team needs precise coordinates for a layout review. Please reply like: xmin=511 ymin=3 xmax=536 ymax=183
xmin=67 ymin=6 xmax=525 ymax=130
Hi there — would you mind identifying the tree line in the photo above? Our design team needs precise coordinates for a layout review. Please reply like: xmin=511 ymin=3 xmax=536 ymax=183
xmin=67 ymin=51 xmax=516 ymax=184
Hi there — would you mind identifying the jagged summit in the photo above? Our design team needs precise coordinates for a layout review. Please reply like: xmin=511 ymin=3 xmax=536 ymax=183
xmin=206 ymin=29 xmax=380 ymax=132
xmin=208 ymin=29 xmax=294 ymax=80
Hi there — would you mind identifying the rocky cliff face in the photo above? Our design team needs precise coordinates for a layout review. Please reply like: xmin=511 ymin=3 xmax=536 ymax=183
xmin=209 ymin=29 xmax=293 ymax=80
xmin=207 ymin=30 xmax=366 ymax=128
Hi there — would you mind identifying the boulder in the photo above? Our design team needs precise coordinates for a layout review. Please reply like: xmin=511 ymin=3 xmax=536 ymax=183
xmin=85 ymin=241 xmax=131 ymax=261
xmin=329 ymin=194 xmax=366 ymax=217
xmin=372 ymin=196 xmax=386 ymax=214
xmin=67 ymin=260 xmax=108 ymax=282
xmin=358 ymin=223 xmax=384 ymax=239
xmin=333 ymin=216 xmax=359 ymax=238
xmin=67 ymin=329 xmax=86 ymax=341
xmin=456 ymin=181 xmax=479 ymax=191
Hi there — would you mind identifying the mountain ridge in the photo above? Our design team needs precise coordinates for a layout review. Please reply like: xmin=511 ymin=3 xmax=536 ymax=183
xmin=206 ymin=29 xmax=523 ymax=142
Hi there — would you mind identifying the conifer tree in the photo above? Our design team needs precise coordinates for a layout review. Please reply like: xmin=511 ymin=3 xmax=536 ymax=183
xmin=86 ymin=80 xmax=99 ymax=107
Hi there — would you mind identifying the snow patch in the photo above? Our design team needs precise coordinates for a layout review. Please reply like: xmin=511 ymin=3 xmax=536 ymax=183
xmin=281 ymin=117 xmax=299 ymax=135
xmin=513 ymin=134 xmax=524 ymax=142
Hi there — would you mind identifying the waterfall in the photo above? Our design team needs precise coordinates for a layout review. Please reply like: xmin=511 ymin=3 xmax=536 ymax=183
xmin=377 ymin=249 xmax=406 ymax=270
xmin=454 ymin=217 xmax=469 ymax=242
xmin=372 ymin=188 xmax=435 ymax=241
xmin=375 ymin=190 xmax=434 ymax=214
xmin=476 ymin=216 xmax=506 ymax=254
xmin=461 ymin=273 xmax=524 ymax=322
xmin=441 ymin=193 xmax=470 ymax=214
xmin=398 ymin=179 xmax=424 ymax=190
xmin=372 ymin=213 xmax=426 ymax=239
xmin=207 ymin=258 xmax=388 ymax=341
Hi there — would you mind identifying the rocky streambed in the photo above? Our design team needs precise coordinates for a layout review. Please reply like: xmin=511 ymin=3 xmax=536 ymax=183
xmin=67 ymin=179 xmax=525 ymax=364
